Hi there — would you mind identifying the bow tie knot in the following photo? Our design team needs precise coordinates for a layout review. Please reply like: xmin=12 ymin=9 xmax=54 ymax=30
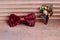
xmin=20 ymin=17 xmax=25 ymax=21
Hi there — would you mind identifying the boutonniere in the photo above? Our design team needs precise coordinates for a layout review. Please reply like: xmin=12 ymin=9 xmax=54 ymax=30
xmin=40 ymin=4 xmax=53 ymax=24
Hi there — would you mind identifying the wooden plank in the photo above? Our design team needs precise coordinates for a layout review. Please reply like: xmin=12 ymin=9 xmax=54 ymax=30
xmin=0 ymin=4 xmax=59 ymax=9
xmin=0 ymin=1 xmax=59 ymax=4
xmin=0 ymin=12 xmax=59 ymax=16
xmin=0 ymin=16 xmax=59 ymax=21
xmin=0 ymin=9 xmax=58 ymax=12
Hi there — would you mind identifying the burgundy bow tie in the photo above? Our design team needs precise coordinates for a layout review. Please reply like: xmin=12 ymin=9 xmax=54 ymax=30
xmin=8 ymin=13 xmax=36 ymax=27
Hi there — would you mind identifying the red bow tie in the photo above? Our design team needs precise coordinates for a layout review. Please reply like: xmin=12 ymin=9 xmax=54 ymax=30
xmin=8 ymin=13 xmax=36 ymax=27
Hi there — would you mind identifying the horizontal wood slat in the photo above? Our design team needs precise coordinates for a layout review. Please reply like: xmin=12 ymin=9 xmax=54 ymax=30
xmin=0 ymin=16 xmax=60 ymax=21
xmin=0 ymin=12 xmax=59 ymax=16
xmin=0 ymin=9 xmax=59 ymax=12
xmin=0 ymin=5 xmax=59 ymax=9
xmin=0 ymin=1 xmax=60 ymax=4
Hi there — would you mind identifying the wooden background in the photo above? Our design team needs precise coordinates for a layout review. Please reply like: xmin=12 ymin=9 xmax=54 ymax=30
xmin=0 ymin=0 xmax=59 ymax=21
xmin=0 ymin=0 xmax=59 ymax=40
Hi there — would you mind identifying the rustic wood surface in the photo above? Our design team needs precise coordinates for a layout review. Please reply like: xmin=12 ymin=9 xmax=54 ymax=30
xmin=0 ymin=0 xmax=59 ymax=20
xmin=0 ymin=0 xmax=59 ymax=40
xmin=0 ymin=20 xmax=60 ymax=40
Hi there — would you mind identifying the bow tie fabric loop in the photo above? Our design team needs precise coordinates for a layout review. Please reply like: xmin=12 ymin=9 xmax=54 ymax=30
xmin=8 ymin=13 xmax=36 ymax=27
xmin=8 ymin=14 xmax=20 ymax=27
xmin=25 ymin=13 xmax=36 ymax=26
